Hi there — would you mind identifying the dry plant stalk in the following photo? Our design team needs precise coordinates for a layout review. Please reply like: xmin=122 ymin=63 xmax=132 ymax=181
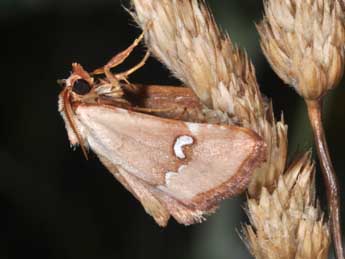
xmin=258 ymin=0 xmax=345 ymax=257
xmin=130 ymin=0 xmax=331 ymax=257
xmin=245 ymin=153 xmax=330 ymax=259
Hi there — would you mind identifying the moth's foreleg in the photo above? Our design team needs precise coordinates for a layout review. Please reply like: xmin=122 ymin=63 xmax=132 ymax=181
xmin=91 ymin=31 xmax=145 ymax=75
xmin=114 ymin=51 xmax=150 ymax=87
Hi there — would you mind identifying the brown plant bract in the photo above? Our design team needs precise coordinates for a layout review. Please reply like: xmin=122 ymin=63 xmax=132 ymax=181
xmin=245 ymin=153 xmax=330 ymax=259
xmin=258 ymin=0 xmax=345 ymax=100
xmin=131 ymin=0 xmax=287 ymax=197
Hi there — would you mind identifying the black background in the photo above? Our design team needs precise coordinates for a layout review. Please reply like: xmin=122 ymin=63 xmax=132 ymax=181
xmin=1 ymin=1 xmax=344 ymax=258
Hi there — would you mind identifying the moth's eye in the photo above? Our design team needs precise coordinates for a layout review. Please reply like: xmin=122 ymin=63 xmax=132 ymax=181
xmin=72 ymin=79 xmax=91 ymax=95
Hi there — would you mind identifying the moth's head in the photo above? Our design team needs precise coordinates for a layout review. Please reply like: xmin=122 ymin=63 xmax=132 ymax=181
xmin=58 ymin=63 xmax=97 ymax=105
xmin=59 ymin=63 xmax=122 ymax=107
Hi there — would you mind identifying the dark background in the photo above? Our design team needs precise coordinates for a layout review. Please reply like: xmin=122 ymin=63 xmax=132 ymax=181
xmin=1 ymin=0 xmax=344 ymax=258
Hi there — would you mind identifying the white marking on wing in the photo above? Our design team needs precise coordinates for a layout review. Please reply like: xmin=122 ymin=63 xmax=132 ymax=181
xmin=174 ymin=136 xmax=194 ymax=159
xmin=187 ymin=123 xmax=200 ymax=134
xmin=165 ymin=172 xmax=178 ymax=185
xmin=165 ymin=165 xmax=187 ymax=185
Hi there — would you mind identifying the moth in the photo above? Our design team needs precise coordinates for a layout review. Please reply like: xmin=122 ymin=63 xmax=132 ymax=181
xmin=58 ymin=32 xmax=266 ymax=226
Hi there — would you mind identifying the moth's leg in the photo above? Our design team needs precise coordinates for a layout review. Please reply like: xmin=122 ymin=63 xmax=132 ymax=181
xmin=109 ymin=51 xmax=149 ymax=94
xmin=115 ymin=51 xmax=150 ymax=81
xmin=92 ymin=31 xmax=145 ymax=75
xmin=103 ymin=69 xmax=122 ymax=92
xmin=104 ymin=51 xmax=149 ymax=94
xmin=95 ymin=43 xmax=148 ymax=94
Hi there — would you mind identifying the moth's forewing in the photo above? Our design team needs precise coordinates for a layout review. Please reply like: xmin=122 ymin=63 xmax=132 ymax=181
xmin=99 ymin=155 xmax=203 ymax=226
xmin=98 ymin=84 xmax=206 ymax=123
xmin=127 ymin=85 xmax=206 ymax=122
xmin=64 ymin=104 xmax=265 ymax=225
xmin=98 ymin=154 xmax=171 ymax=226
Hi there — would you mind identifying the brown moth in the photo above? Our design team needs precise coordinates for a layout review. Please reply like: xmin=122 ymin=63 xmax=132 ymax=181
xmin=58 ymin=33 xmax=266 ymax=226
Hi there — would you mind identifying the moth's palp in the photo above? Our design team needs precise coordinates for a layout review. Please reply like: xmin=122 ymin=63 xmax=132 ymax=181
xmin=57 ymin=79 xmax=66 ymax=88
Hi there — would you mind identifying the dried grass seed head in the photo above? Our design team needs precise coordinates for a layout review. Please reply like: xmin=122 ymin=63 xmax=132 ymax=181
xmin=131 ymin=0 xmax=264 ymax=124
xmin=244 ymin=152 xmax=330 ymax=259
xmin=258 ymin=0 xmax=345 ymax=100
